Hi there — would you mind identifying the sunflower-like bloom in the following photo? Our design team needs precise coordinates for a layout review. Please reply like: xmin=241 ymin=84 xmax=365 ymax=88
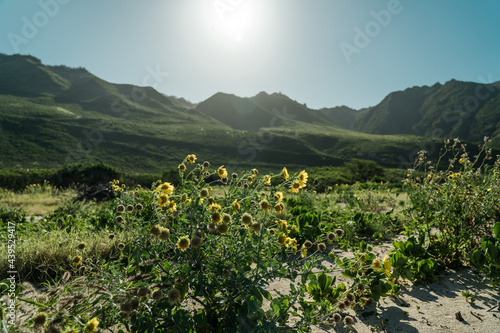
xmin=168 ymin=201 xmax=177 ymax=212
xmin=373 ymin=258 xmax=381 ymax=272
xmin=222 ymin=213 xmax=232 ymax=224
xmin=241 ymin=212 xmax=253 ymax=225
xmin=250 ymin=222 xmax=262 ymax=233
xmin=360 ymin=297 xmax=367 ymax=309
xmin=318 ymin=243 xmax=327 ymax=253
xmin=199 ymin=188 xmax=209 ymax=198
xmin=178 ymin=164 xmax=186 ymax=172
xmin=301 ymin=245 xmax=307 ymax=258
xmin=298 ymin=170 xmax=308 ymax=187
xmin=167 ymin=288 xmax=181 ymax=304
xmin=282 ymin=167 xmax=289 ymax=180
xmin=186 ymin=154 xmax=196 ymax=164
xmin=218 ymin=166 xmax=228 ymax=179
xmin=264 ymin=175 xmax=271 ymax=185
xmin=274 ymin=191 xmax=283 ymax=202
xmin=343 ymin=316 xmax=354 ymax=327
xmin=85 ymin=317 xmax=99 ymax=333
xmin=191 ymin=236 xmax=202 ymax=247
xmin=156 ymin=182 xmax=174 ymax=195
xmin=382 ymin=255 xmax=391 ymax=278
xmin=77 ymin=242 xmax=86 ymax=250
xmin=291 ymin=181 xmax=301 ymax=193
xmin=32 ymin=312 xmax=47 ymax=326
xmin=217 ymin=222 xmax=229 ymax=234
xmin=278 ymin=234 xmax=286 ymax=246
xmin=252 ymin=168 xmax=258 ymax=175
xmin=233 ymin=199 xmax=240 ymax=212
xmin=209 ymin=203 xmax=222 ymax=212
xmin=73 ymin=256 xmax=82 ymax=266
xmin=159 ymin=228 xmax=171 ymax=241
xmin=260 ymin=199 xmax=270 ymax=212
xmin=150 ymin=224 xmax=162 ymax=237
xmin=177 ymin=236 xmax=190 ymax=250
xmin=275 ymin=202 xmax=284 ymax=214
xmin=158 ymin=194 xmax=169 ymax=208
xmin=211 ymin=212 xmax=222 ymax=223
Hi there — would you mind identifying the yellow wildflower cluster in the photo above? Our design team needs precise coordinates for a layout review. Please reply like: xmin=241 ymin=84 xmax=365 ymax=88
xmin=186 ymin=154 xmax=197 ymax=164
xmin=156 ymin=182 xmax=175 ymax=195
xmin=290 ymin=170 xmax=308 ymax=193
xmin=278 ymin=234 xmax=298 ymax=253
xmin=276 ymin=220 xmax=289 ymax=233
xmin=373 ymin=255 xmax=392 ymax=278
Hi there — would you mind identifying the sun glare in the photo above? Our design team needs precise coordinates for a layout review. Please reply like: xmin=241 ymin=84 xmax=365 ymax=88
xmin=209 ymin=1 xmax=257 ymax=43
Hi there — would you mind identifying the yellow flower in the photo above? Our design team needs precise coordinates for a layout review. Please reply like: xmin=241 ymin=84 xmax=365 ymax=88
xmin=382 ymin=255 xmax=391 ymax=278
xmin=252 ymin=168 xmax=258 ymax=175
xmin=282 ymin=167 xmax=289 ymax=180
xmin=211 ymin=212 xmax=222 ymax=223
xmin=291 ymin=181 xmax=301 ymax=193
xmin=178 ymin=164 xmax=186 ymax=172
xmin=260 ymin=200 xmax=270 ymax=212
xmin=200 ymin=188 xmax=209 ymax=198
xmin=275 ymin=202 xmax=284 ymax=214
xmin=73 ymin=256 xmax=82 ymax=266
xmin=218 ymin=166 xmax=228 ymax=178
xmin=85 ymin=317 xmax=99 ymax=333
xmin=298 ymin=170 xmax=308 ymax=187
xmin=373 ymin=258 xmax=381 ymax=272
xmin=112 ymin=184 xmax=119 ymax=191
xmin=360 ymin=297 xmax=367 ymax=309
xmin=186 ymin=154 xmax=196 ymax=164
xmin=241 ymin=213 xmax=253 ymax=225
xmin=274 ymin=191 xmax=283 ymax=202
xmin=233 ymin=199 xmax=240 ymax=212
xmin=177 ymin=236 xmax=190 ymax=250
xmin=459 ymin=158 xmax=464 ymax=164
xmin=168 ymin=201 xmax=177 ymax=212
xmin=156 ymin=182 xmax=174 ymax=195
xmin=209 ymin=203 xmax=222 ymax=211
xmin=301 ymin=245 xmax=307 ymax=258
xmin=158 ymin=193 xmax=169 ymax=208
xmin=276 ymin=220 xmax=288 ymax=232
xmin=264 ymin=175 xmax=271 ymax=185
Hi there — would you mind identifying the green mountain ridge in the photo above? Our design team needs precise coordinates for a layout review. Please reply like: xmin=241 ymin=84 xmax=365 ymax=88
xmin=352 ymin=80 xmax=500 ymax=146
xmin=0 ymin=53 xmax=496 ymax=174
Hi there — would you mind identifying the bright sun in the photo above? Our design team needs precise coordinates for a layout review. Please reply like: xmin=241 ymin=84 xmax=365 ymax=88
xmin=210 ymin=1 xmax=257 ymax=43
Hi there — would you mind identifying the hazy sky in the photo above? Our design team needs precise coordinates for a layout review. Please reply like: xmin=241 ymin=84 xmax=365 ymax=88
xmin=1 ymin=0 xmax=499 ymax=109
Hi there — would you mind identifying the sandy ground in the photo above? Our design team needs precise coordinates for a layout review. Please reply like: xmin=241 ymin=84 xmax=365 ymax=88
xmin=265 ymin=239 xmax=500 ymax=333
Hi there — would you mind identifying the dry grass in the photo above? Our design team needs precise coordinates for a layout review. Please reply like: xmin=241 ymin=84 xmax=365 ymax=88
xmin=0 ymin=227 xmax=136 ymax=282
xmin=0 ymin=186 xmax=77 ymax=216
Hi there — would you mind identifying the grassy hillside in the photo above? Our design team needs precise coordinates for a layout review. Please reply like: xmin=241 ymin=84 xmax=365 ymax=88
xmin=352 ymin=80 xmax=500 ymax=147
xmin=0 ymin=53 xmax=483 ymax=174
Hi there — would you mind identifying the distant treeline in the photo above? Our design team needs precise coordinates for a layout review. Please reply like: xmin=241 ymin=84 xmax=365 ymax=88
xmin=0 ymin=159 xmax=406 ymax=191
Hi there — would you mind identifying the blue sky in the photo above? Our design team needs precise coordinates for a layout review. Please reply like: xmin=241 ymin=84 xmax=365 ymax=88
xmin=1 ymin=0 xmax=499 ymax=109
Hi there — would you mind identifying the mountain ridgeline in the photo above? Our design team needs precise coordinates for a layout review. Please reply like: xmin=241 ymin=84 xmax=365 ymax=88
xmin=0 ymin=53 xmax=498 ymax=174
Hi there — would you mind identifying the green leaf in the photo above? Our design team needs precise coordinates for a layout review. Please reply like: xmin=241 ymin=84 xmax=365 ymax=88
xmin=318 ymin=272 xmax=327 ymax=291
xmin=494 ymin=222 xmax=500 ymax=239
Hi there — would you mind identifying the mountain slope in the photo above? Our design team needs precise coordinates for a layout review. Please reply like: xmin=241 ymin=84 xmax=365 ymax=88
xmin=352 ymin=80 xmax=500 ymax=146
xmin=2 ymin=53 xmax=496 ymax=173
